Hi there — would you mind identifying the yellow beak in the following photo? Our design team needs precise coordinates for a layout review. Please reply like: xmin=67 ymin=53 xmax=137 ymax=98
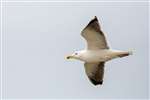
xmin=66 ymin=55 xmax=73 ymax=59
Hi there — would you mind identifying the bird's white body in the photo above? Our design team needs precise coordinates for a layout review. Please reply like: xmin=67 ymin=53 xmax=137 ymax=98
xmin=78 ymin=49 xmax=130 ymax=63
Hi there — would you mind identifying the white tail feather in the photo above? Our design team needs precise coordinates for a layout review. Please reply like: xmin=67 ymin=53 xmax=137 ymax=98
xmin=128 ymin=49 xmax=133 ymax=55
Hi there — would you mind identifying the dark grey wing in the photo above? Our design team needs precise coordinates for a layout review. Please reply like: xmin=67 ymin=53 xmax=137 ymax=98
xmin=81 ymin=16 xmax=109 ymax=50
xmin=84 ymin=62 xmax=105 ymax=85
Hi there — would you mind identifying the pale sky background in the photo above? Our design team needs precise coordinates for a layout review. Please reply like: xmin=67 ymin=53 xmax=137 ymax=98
xmin=0 ymin=2 xmax=149 ymax=99
xmin=2 ymin=0 xmax=149 ymax=2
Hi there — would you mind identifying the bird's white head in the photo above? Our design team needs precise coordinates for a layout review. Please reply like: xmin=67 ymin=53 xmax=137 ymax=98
xmin=66 ymin=51 xmax=82 ymax=60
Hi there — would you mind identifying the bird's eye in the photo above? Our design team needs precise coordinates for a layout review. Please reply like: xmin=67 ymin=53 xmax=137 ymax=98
xmin=75 ymin=53 xmax=78 ymax=55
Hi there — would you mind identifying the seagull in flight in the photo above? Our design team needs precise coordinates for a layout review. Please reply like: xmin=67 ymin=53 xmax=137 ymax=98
xmin=66 ymin=16 xmax=132 ymax=86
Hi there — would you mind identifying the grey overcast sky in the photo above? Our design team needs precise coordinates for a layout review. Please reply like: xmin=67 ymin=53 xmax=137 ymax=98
xmin=1 ymin=2 xmax=149 ymax=99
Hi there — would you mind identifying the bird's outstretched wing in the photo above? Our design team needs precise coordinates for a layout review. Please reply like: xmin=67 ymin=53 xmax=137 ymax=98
xmin=84 ymin=62 xmax=105 ymax=85
xmin=81 ymin=16 xmax=109 ymax=50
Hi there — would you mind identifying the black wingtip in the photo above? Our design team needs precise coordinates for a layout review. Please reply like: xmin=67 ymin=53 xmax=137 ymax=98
xmin=99 ymin=81 xmax=103 ymax=85
xmin=94 ymin=16 xmax=98 ymax=20
xmin=86 ymin=16 xmax=99 ymax=29
xmin=90 ymin=78 xmax=103 ymax=86
xmin=91 ymin=16 xmax=98 ymax=22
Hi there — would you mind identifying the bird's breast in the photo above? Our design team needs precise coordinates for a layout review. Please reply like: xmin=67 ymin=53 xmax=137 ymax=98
xmin=81 ymin=50 xmax=112 ymax=63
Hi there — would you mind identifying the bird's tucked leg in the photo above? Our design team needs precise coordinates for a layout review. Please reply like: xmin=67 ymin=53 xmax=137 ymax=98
xmin=118 ymin=52 xmax=130 ymax=58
